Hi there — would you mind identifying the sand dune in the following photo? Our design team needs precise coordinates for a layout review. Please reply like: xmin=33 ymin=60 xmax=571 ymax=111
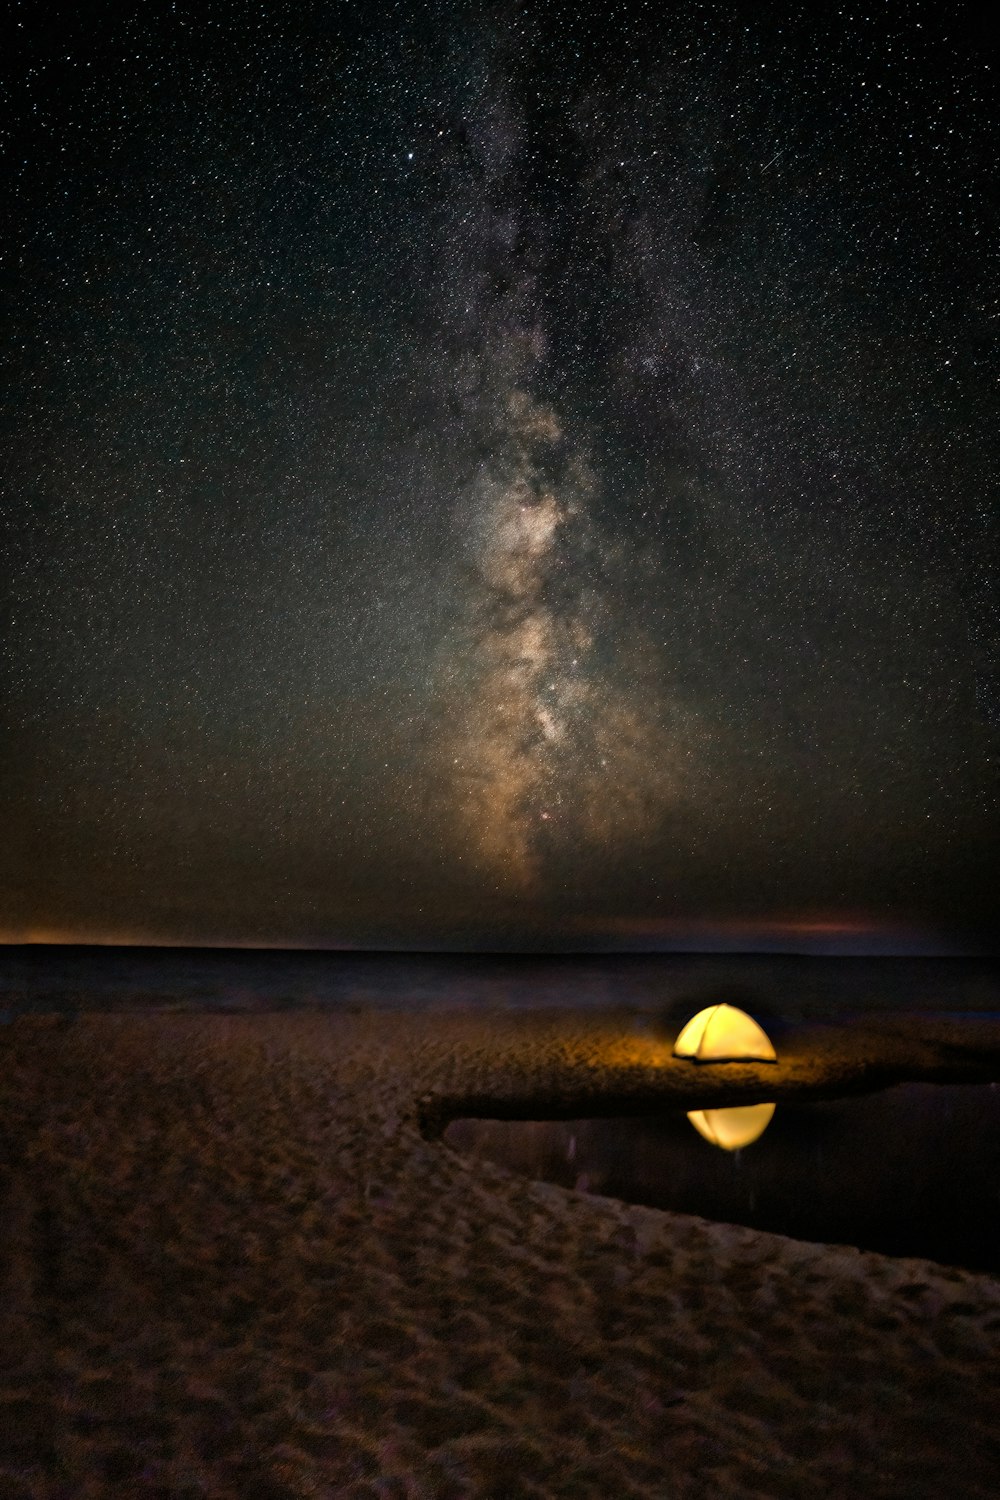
xmin=2 ymin=1008 xmax=999 ymax=1497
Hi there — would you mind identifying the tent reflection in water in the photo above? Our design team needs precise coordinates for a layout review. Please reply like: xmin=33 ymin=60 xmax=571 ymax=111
xmin=686 ymin=1102 xmax=776 ymax=1150
xmin=672 ymin=1003 xmax=777 ymax=1064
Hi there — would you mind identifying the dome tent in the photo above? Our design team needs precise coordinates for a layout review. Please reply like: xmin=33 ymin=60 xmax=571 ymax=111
xmin=672 ymin=1003 xmax=777 ymax=1063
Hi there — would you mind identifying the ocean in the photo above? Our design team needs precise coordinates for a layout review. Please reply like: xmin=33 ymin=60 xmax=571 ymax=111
xmin=2 ymin=945 xmax=999 ymax=1021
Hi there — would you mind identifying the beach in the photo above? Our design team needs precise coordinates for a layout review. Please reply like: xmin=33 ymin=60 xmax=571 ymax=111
xmin=3 ymin=1007 xmax=1000 ymax=1498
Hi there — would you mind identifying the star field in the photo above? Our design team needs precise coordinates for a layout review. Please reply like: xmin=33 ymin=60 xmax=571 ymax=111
xmin=1 ymin=0 xmax=997 ymax=947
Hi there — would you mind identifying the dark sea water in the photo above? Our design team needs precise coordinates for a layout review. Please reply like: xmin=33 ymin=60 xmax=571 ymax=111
xmin=1 ymin=945 xmax=999 ymax=1021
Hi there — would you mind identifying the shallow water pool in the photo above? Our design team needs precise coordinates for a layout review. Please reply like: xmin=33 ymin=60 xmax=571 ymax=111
xmin=445 ymin=1081 xmax=1000 ymax=1273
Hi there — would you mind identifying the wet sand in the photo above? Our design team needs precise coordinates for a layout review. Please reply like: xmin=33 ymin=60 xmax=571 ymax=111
xmin=2 ymin=1008 xmax=1000 ymax=1497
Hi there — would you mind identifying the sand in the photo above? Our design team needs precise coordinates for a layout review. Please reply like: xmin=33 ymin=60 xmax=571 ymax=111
xmin=2 ymin=1007 xmax=1000 ymax=1498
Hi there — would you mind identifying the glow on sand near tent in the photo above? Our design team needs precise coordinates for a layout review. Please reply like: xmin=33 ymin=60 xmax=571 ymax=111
xmin=672 ymin=1003 xmax=777 ymax=1063
xmin=686 ymin=1102 xmax=776 ymax=1150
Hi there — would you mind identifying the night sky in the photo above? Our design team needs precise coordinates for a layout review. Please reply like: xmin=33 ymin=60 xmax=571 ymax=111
xmin=3 ymin=1 xmax=998 ymax=950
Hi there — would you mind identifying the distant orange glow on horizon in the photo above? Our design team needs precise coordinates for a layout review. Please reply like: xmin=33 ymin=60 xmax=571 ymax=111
xmin=0 ymin=912 xmax=973 ymax=955
xmin=568 ymin=912 xmax=968 ymax=955
xmin=0 ymin=927 xmax=362 ymax=950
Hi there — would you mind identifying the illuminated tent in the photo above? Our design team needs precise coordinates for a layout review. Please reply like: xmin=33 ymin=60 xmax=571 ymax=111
xmin=672 ymin=1003 xmax=777 ymax=1063
xmin=687 ymin=1102 xmax=776 ymax=1150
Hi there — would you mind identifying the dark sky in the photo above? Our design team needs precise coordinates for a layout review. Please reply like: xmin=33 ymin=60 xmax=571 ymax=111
xmin=2 ymin=0 xmax=998 ymax=950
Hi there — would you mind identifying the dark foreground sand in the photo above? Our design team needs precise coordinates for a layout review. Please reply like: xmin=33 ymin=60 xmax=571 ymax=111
xmin=2 ymin=1008 xmax=1000 ymax=1498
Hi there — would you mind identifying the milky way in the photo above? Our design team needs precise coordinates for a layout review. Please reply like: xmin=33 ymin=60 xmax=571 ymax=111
xmin=428 ymin=48 xmax=704 ymax=898
xmin=2 ymin=1 xmax=997 ymax=947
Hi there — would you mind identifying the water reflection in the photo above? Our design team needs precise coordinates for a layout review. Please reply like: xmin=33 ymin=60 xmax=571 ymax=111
xmin=687 ymin=1101 xmax=776 ymax=1149
xmin=444 ymin=1082 xmax=1000 ymax=1272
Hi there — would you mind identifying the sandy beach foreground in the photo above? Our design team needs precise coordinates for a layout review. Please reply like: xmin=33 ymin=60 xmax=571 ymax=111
xmin=2 ymin=1008 xmax=1000 ymax=1498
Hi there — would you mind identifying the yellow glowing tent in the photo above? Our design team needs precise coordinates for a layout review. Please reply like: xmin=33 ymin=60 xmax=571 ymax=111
xmin=687 ymin=1102 xmax=776 ymax=1150
xmin=672 ymin=1003 xmax=777 ymax=1063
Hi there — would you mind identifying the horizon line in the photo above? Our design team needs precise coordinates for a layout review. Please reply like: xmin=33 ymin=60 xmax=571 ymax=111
xmin=0 ymin=936 xmax=993 ymax=959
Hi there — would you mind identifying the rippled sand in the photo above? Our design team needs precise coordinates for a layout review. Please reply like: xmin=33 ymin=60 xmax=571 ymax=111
xmin=2 ymin=1009 xmax=1000 ymax=1497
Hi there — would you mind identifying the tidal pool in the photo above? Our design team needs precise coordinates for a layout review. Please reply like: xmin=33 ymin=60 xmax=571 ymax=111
xmin=445 ymin=1081 xmax=1000 ymax=1273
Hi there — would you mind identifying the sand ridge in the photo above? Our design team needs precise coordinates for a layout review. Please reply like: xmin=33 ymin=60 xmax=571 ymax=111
xmin=2 ymin=1008 xmax=999 ymax=1498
